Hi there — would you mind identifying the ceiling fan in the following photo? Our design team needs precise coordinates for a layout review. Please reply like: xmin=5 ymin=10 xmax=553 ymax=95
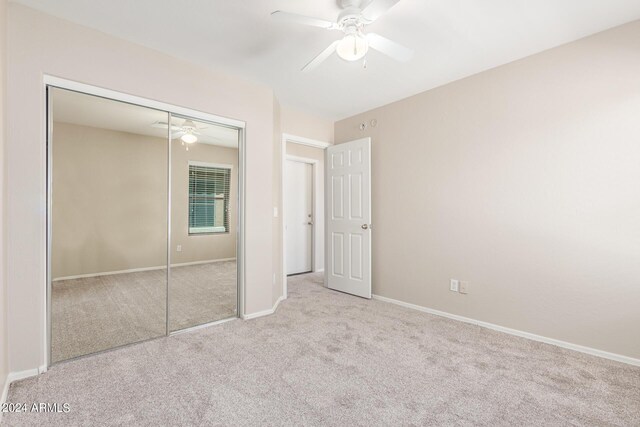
xmin=271 ymin=0 xmax=413 ymax=71
xmin=151 ymin=119 xmax=206 ymax=144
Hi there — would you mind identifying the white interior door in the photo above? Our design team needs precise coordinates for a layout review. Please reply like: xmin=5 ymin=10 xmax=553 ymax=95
xmin=326 ymin=138 xmax=371 ymax=298
xmin=286 ymin=160 xmax=313 ymax=275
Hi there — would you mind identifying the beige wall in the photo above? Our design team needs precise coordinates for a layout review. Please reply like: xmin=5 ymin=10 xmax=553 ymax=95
xmin=51 ymin=122 xmax=237 ymax=279
xmin=5 ymin=4 xmax=276 ymax=373
xmin=281 ymin=106 xmax=334 ymax=143
xmin=0 ymin=0 xmax=7 ymax=405
xmin=335 ymin=21 xmax=640 ymax=359
xmin=286 ymin=142 xmax=325 ymax=272
xmin=52 ymin=123 xmax=167 ymax=278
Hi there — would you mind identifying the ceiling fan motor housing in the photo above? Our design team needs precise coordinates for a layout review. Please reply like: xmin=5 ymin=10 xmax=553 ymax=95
xmin=338 ymin=8 xmax=365 ymax=30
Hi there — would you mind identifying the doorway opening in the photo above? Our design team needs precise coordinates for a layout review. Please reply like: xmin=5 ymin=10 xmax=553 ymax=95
xmin=281 ymin=135 xmax=329 ymax=298
xmin=286 ymin=158 xmax=315 ymax=276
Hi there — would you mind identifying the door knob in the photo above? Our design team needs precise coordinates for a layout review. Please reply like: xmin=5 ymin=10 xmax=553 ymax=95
xmin=361 ymin=224 xmax=369 ymax=230
xmin=308 ymin=222 xmax=314 ymax=225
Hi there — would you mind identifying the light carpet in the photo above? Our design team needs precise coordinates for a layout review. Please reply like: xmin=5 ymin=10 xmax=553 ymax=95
xmin=6 ymin=273 xmax=639 ymax=426
xmin=51 ymin=260 xmax=237 ymax=363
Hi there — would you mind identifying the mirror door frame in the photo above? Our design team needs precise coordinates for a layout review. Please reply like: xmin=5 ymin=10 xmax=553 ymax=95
xmin=44 ymin=75 xmax=246 ymax=368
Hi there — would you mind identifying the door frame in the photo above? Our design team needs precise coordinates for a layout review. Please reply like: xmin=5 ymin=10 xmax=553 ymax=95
xmin=281 ymin=134 xmax=329 ymax=299
xmin=44 ymin=75 xmax=247 ymax=368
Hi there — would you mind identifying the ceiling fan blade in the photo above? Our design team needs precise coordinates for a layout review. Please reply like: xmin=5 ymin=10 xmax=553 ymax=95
xmin=360 ymin=0 xmax=402 ymax=23
xmin=271 ymin=11 xmax=337 ymax=30
xmin=302 ymin=40 xmax=340 ymax=72
xmin=366 ymin=33 xmax=413 ymax=62
xmin=172 ymin=131 xmax=186 ymax=139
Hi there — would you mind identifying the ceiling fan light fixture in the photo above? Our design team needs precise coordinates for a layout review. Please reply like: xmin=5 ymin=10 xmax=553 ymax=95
xmin=336 ymin=33 xmax=368 ymax=61
xmin=181 ymin=132 xmax=198 ymax=144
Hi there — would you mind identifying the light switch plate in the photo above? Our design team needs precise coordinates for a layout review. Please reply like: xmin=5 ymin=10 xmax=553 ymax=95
xmin=450 ymin=279 xmax=459 ymax=292
xmin=273 ymin=207 xmax=279 ymax=217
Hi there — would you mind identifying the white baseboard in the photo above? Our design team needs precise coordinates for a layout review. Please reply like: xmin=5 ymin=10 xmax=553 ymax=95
xmin=372 ymin=294 xmax=640 ymax=367
xmin=1 ymin=373 xmax=9 ymax=407
xmin=7 ymin=367 xmax=41 ymax=384
xmin=272 ymin=295 xmax=286 ymax=312
xmin=314 ymin=269 xmax=325 ymax=273
xmin=53 ymin=258 xmax=237 ymax=281
xmin=1 ymin=365 xmax=43 ymax=412
xmin=0 ymin=376 xmax=7 ymax=424
xmin=243 ymin=295 xmax=286 ymax=320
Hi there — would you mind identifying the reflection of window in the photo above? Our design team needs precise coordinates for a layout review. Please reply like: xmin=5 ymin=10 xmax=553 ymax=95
xmin=188 ymin=162 xmax=231 ymax=234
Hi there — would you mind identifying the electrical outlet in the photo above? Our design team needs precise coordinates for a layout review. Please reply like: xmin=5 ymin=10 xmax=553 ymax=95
xmin=459 ymin=281 xmax=469 ymax=294
xmin=450 ymin=279 xmax=459 ymax=292
xmin=176 ymin=245 xmax=182 ymax=252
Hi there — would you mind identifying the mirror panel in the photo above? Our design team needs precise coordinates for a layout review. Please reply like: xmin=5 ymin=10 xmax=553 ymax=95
xmin=169 ymin=114 xmax=239 ymax=331
xmin=50 ymin=88 xmax=169 ymax=362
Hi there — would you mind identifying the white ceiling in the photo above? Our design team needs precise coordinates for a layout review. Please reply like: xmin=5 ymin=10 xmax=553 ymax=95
xmin=52 ymin=88 xmax=239 ymax=148
xmin=18 ymin=0 xmax=640 ymax=120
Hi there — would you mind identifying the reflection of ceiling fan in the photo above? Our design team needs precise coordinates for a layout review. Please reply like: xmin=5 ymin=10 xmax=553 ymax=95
xmin=271 ymin=0 xmax=413 ymax=71
xmin=151 ymin=119 xmax=207 ymax=144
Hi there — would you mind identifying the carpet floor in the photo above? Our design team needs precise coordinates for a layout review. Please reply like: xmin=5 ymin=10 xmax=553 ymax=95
xmin=6 ymin=273 xmax=639 ymax=426
xmin=51 ymin=260 xmax=237 ymax=363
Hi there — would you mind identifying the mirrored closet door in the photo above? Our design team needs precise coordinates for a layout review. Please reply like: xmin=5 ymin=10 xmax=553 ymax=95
xmin=49 ymin=88 xmax=240 ymax=364
xmin=168 ymin=114 xmax=239 ymax=332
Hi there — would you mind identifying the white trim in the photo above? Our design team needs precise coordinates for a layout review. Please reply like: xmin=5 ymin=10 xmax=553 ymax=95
xmin=0 ymin=364 xmax=54 ymax=416
xmin=372 ymin=294 xmax=640 ymax=367
xmin=1 ymin=376 xmax=9 ymax=411
xmin=44 ymin=75 xmax=246 ymax=129
xmin=242 ymin=295 xmax=286 ymax=320
xmin=272 ymin=294 xmax=285 ymax=312
xmin=188 ymin=160 xmax=233 ymax=170
xmin=281 ymin=134 xmax=330 ymax=300
xmin=52 ymin=258 xmax=236 ymax=282
xmin=189 ymin=226 xmax=227 ymax=234
xmin=282 ymin=133 xmax=330 ymax=149
xmin=1 ymin=366 xmax=46 ymax=421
